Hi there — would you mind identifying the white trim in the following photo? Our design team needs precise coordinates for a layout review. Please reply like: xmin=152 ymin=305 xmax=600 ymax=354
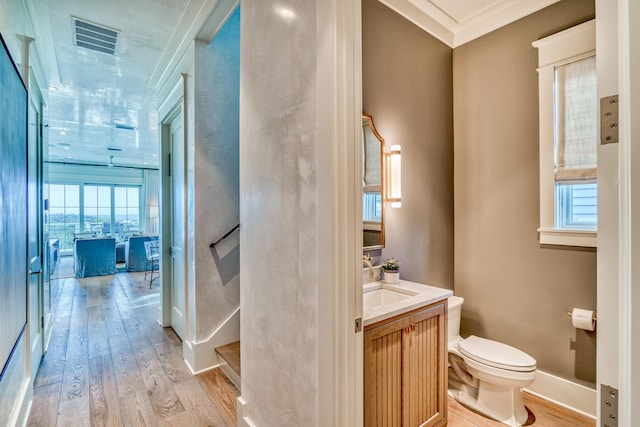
xmin=158 ymin=77 xmax=188 ymax=122
xmin=8 ymin=377 xmax=31 ymax=427
xmin=617 ymin=0 xmax=640 ymax=423
xmin=532 ymin=20 xmax=595 ymax=67
xmin=378 ymin=0 xmax=560 ymax=48
xmin=181 ymin=307 xmax=240 ymax=374
xmin=378 ymin=0 xmax=453 ymax=47
xmin=22 ymin=0 xmax=59 ymax=86
xmin=533 ymin=20 xmax=598 ymax=249
xmin=236 ymin=397 xmax=257 ymax=427
xmin=538 ymin=228 xmax=597 ymax=248
xmin=524 ymin=370 xmax=596 ymax=419
xmin=148 ymin=0 xmax=225 ymax=90
xmin=196 ymin=0 xmax=239 ymax=43
xmin=595 ymin=2 xmax=620 ymax=425
xmin=315 ymin=0 xmax=362 ymax=425
xmin=453 ymin=0 xmax=561 ymax=47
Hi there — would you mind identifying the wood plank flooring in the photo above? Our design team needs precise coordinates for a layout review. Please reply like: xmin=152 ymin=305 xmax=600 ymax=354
xmin=28 ymin=269 xmax=595 ymax=427
xmin=448 ymin=391 xmax=595 ymax=426
xmin=27 ymin=272 xmax=238 ymax=427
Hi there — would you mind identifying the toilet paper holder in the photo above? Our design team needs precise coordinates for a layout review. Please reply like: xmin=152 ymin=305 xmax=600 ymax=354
xmin=566 ymin=310 xmax=597 ymax=320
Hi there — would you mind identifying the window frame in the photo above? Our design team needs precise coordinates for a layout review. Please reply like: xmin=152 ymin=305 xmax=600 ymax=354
xmin=533 ymin=19 xmax=597 ymax=248
xmin=48 ymin=181 xmax=142 ymax=244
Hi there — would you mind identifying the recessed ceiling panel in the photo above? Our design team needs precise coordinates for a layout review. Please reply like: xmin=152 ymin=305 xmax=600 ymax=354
xmin=44 ymin=0 xmax=190 ymax=167
xmin=429 ymin=0 xmax=503 ymax=23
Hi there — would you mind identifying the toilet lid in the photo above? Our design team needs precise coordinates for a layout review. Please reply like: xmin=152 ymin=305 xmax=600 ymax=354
xmin=458 ymin=335 xmax=536 ymax=372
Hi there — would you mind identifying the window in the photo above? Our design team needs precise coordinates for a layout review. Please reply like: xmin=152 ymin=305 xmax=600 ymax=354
xmin=49 ymin=184 xmax=80 ymax=254
xmin=114 ymin=186 xmax=140 ymax=235
xmin=557 ymin=182 xmax=597 ymax=229
xmin=533 ymin=20 xmax=597 ymax=247
xmin=48 ymin=183 xmax=141 ymax=253
xmin=84 ymin=185 xmax=112 ymax=234
xmin=363 ymin=192 xmax=382 ymax=222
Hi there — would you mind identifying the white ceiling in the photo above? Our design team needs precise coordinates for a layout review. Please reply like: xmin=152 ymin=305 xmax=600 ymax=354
xmin=31 ymin=0 xmax=557 ymax=169
xmin=381 ymin=0 xmax=560 ymax=46
xmin=34 ymin=0 xmax=195 ymax=168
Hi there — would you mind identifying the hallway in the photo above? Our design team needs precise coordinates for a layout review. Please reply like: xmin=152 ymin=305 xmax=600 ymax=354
xmin=27 ymin=272 xmax=238 ymax=426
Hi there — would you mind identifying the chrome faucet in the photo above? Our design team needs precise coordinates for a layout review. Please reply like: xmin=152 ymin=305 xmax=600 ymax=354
xmin=362 ymin=254 xmax=374 ymax=281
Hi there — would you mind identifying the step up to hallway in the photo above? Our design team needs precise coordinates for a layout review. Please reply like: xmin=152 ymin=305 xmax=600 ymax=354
xmin=216 ymin=340 xmax=240 ymax=390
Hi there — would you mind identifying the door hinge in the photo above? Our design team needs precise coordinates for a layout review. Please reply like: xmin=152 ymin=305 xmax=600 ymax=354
xmin=41 ymin=316 xmax=44 ymax=329
xmin=601 ymin=384 xmax=618 ymax=427
xmin=600 ymin=95 xmax=619 ymax=145
xmin=355 ymin=317 xmax=362 ymax=333
xmin=168 ymin=152 xmax=172 ymax=177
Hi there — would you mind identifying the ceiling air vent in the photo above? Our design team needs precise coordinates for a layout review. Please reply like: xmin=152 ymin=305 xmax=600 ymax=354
xmin=71 ymin=17 xmax=119 ymax=56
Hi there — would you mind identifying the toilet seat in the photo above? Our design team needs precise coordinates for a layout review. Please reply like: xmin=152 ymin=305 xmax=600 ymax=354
xmin=458 ymin=335 xmax=536 ymax=372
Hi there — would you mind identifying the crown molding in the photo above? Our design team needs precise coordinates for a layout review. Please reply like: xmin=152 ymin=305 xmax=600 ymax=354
xmin=378 ymin=0 xmax=561 ymax=48
xmin=148 ymin=0 xmax=235 ymax=91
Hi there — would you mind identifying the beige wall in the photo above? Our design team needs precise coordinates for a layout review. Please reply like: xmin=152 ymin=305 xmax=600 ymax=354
xmin=453 ymin=0 xmax=596 ymax=385
xmin=363 ymin=0 xmax=454 ymax=290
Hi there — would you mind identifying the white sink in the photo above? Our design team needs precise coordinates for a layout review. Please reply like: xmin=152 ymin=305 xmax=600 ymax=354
xmin=363 ymin=287 xmax=416 ymax=307
xmin=362 ymin=280 xmax=453 ymax=327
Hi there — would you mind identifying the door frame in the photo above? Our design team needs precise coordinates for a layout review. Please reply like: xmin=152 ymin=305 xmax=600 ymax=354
xmin=158 ymin=75 xmax=188 ymax=335
xmin=616 ymin=0 xmax=640 ymax=422
xmin=26 ymin=68 xmax=47 ymax=374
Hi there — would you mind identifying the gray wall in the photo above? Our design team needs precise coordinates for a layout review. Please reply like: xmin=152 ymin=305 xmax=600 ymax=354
xmin=191 ymin=9 xmax=240 ymax=340
xmin=240 ymin=2 xmax=320 ymax=424
xmin=363 ymin=0 xmax=454 ymax=290
xmin=453 ymin=0 xmax=596 ymax=385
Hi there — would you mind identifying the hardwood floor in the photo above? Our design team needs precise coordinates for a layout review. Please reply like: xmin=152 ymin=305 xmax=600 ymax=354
xmin=28 ymin=270 xmax=594 ymax=427
xmin=448 ymin=392 xmax=595 ymax=426
xmin=27 ymin=272 xmax=238 ymax=427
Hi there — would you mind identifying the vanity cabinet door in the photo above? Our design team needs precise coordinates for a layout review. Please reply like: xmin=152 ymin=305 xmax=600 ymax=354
xmin=364 ymin=301 xmax=447 ymax=427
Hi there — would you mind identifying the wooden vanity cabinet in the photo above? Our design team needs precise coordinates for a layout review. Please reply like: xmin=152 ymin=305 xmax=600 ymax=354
xmin=364 ymin=300 xmax=447 ymax=427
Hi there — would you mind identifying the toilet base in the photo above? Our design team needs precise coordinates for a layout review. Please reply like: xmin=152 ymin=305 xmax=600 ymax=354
xmin=448 ymin=369 xmax=530 ymax=427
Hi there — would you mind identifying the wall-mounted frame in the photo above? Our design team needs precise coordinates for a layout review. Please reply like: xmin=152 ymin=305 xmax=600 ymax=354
xmin=362 ymin=114 xmax=385 ymax=250
xmin=0 ymin=32 xmax=28 ymax=381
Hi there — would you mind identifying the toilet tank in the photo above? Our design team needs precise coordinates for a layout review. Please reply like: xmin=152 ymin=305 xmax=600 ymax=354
xmin=448 ymin=296 xmax=464 ymax=342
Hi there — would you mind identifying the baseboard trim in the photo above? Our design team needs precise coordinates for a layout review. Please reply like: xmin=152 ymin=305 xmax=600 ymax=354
xmin=524 ymin=370 xmax=596 ymax=419
xmin=182 ymin=307 xmax=240 ymax=373
xmin=237 ymin=396 xmax=257 ymax=427
xmin=12 ymin=376 xmax=32 ymax=427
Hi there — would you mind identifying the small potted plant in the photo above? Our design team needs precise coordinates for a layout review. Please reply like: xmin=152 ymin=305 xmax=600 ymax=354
xmin=382 ymin=257 xmax=400 ymax=284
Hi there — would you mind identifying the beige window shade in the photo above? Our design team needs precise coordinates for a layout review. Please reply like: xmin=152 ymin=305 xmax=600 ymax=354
xmin=362 ymin=124 xmax=381 ymax=192
xmin=555 ymin=55 xmax=597 ymax=182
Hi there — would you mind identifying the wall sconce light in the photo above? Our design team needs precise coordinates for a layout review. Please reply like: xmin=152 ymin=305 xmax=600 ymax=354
xmin=386 ymin=144 xmax=402 ymax=208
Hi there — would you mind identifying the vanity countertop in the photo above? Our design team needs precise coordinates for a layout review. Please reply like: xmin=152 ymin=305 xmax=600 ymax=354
xmin=363 ymin=280 xmax=453 ymax=327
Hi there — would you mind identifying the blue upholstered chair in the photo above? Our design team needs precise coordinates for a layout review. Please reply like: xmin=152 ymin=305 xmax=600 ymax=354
xmin=74 ymin=237 xmax=116 ymax=278
xmin=126 ymin=235 xmax=159 ymax=272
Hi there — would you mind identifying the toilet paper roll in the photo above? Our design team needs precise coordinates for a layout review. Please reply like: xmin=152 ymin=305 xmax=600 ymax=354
xmin=571 ymin=308 xmax=596 ymax=331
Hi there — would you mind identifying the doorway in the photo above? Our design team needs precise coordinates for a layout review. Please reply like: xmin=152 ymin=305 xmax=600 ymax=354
xmin=27 ymin=86 xmax=47 ymax=375
xmin=160 ymin=100 xmax=187 ymax=341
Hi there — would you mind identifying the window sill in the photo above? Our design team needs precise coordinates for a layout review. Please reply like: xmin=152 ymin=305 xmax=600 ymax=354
xmin=538 ymin=228 xmax=597 ymax=248
xmin=363 ymin=220 xmax=381 ymax=231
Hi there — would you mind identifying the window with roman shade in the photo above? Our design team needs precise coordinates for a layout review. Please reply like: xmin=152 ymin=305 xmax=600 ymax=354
xmin=533 ymin=19 xmax=597 ymax=247
xmin=555 ymin=56 xmax=597 ymax=183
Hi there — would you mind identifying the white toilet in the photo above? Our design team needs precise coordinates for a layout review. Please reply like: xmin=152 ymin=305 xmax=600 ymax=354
xmin=447 ymin=296 xmax=536 ymax=427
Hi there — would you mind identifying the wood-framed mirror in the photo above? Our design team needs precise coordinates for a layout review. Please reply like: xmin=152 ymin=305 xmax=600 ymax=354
xmin=362 ymin=114 xmax=385 ymax=250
